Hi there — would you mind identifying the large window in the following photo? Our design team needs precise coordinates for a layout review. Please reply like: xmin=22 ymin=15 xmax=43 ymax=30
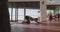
xmin=55 ymin=10 xmax=60 ymax=14
xmin=9 ymin=8 xmax=16 ymax=21
xmin=18 ymin=8 xmax=24 ymax=20
xmin=9 ymin=8 xmax=11 ymax=20
xmin=9 ymin=8 xmax=24 ymax=21
xmin=47 ymin=10 xmax=54 ymax=15
xmin=26 ymin=9 xmax=40 ymax=18
xmin=12 ymin=8 xmax=15 ymax=20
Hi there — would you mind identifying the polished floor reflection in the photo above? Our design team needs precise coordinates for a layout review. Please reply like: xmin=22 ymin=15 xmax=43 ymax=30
xmin=11 ymin=21 xmax=60 ymax=32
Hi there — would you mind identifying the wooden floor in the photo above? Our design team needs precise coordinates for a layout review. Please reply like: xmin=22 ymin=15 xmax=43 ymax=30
xmin=11 ymin=21 xmax=60 ymax=32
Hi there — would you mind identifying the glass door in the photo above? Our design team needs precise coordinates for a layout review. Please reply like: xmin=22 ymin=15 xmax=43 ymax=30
xmin=18 ymin=8 xmax=24 ymax=21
